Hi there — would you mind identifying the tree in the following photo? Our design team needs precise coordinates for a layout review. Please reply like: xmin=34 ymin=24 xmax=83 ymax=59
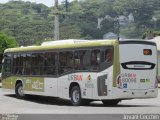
xmin=0 ymin=32 xmax=17 ymax=64
xmin=114 ymin=0 xmax=155 ymax=29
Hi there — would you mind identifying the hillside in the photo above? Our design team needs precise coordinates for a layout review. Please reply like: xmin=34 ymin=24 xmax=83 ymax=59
xmin=0 ymin=0 xmax=160 ymax=46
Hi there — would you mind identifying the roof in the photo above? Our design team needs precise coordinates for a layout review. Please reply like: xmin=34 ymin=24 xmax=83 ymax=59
xmin=4 ymin=39 xmax=118 ymax=53
xmin=41 ymin=39 xmax=89 ymax=46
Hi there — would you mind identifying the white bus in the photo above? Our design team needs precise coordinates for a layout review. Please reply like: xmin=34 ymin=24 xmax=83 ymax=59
xmin=2 ymin=39 xmax=158 ymax=106
xmin=146 ymin=36 xmax=160 ymax=81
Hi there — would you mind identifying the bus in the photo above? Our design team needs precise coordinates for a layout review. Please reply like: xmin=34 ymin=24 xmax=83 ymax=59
xmin=1 ymin=39 xmax=158 ymax=106
xmin=146 ymin=36 xmax=160 ymax=81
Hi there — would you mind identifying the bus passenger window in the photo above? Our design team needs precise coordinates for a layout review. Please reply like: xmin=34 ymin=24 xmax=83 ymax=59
xmin=24 ymin=54 xmax=31 ymax=75
xmin=105 ymin=49 xmax=113 ymax=63
xmin=13 ymin=54 xmax=24 ymax=75
xmin=4 ymin=59 xmax=11 ymax=73
xmin=91 ymin=49 xmax=100 ymax=70
xmin=74 ymin=50 xmax=90 ymax=71
xmin=99 ymin=48 xmax=114 ymax=71
xmin=66 ymin=53 xmax=73 ymax=69
xmin=44 ymin=52 xmax=56 ymax=75
xmin=31 ymin=53 xmax=44 ymax=75
xmin=58 ymin=51 xmax=73 ymax=75
xmin=3 ymin=54 xmax=12 ymax=77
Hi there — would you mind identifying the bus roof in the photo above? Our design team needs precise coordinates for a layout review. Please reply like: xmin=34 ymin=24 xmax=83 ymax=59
xmin=4 ymin=39 xmax=118 ymax=53
xmin=146 ymin=36 xmax=160 ymax=51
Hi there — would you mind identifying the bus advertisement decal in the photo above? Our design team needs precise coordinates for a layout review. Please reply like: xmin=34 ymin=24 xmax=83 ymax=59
xmin=68 ymin=74 xmax=83 ymax=81
xmin=140 ymin=79 xmax=151 ymax=83
xmin=85 ymin=81 xmax=94 ymax=88
xmin=87 ymin=75 xmax=91 ymax=81
xmin=28 ymin=77 xmax=44 ymax=92
xmin=121 ymin=73 xmax=137 ymax=84
xmin=32 ymin=80 xmax=44 ymax=90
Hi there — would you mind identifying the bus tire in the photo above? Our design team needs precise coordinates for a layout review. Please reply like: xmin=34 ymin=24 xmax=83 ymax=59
xmin=102 ymin=100 xmax=120 ymax=106
xmin=15 ymin=83 xmax=25 ymax=99
xmin=70 ymin=86 xmax=82 ymax=106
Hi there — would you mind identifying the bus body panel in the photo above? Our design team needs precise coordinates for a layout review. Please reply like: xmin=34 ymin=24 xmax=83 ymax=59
xmin=92 ymin=66 xmax=113 ymax=100
xmin=110 ymin=42 xmax=158 ymax=100
xmin=112 ymin=87 xmax=158 ymax=99
xmin=119 ymin=43 xmax=157 ymax=90
xmin=157 ymin=51 xmax=160 ymax=81
xmin=44 ymin=78 xmax=58 ymax=97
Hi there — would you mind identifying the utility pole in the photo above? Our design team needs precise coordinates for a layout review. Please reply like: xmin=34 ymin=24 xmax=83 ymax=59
xmin=54 ymin=0 xmax=59 ymax=40
xmin=65 ymin=0 xmax=69 ymax=12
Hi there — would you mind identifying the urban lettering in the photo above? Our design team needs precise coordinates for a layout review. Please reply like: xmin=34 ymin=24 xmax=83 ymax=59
xmin=68 ymin=74 xmax=83 ymax=81
xmin=121 ymin=73 xmax=137 ymax=83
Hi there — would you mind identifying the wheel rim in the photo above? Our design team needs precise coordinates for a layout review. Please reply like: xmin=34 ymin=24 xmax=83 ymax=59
xmin=18 ymin=86 xmax=24 ymax=96
xmin=72 ymin=90 xmax=80 ymax=103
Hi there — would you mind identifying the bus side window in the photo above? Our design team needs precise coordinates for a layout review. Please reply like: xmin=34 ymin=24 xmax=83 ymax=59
xmin=24 ymin=54 xmax=32 ymax=75
xmin=44 ymin=52 xmax=56 ymax=76
xmin=4 ymin=59 xmax=11 ymax=73
xmin=31 ymin=53 xmax=44 ymax=75
xmin=91 ymin=49 xmax=100 ymax=70
xmin=100 ymin=47 xmax=114 ymax=71
xmin=74 ymin=50 xmax=90 ymax=71
xmin=3 ymin=54 xmax=12 ymax=78
xmin=13 ymin=54 xmax=19 ymax=75
xmin=58 ymin=51 xmax=73 ymax=75
xmin=105 ymin=49 xmax=113 ymax=63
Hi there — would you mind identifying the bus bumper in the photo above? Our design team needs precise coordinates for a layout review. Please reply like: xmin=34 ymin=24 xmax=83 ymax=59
xmin=111 ymin=88 xmax=158 ymax=99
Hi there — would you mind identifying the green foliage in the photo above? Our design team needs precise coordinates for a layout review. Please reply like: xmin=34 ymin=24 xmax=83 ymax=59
xmin=0 ymin=32 xmax=17 ymax=53
xmin=0 ymin=32 xmax=17 ymax=63
xmin=0 ymin=0 xmax=159 ymax=45
xmin=0 ymin=1 xmax=53 ymax=46
xmin=142 ymin=31 xmax=160 ymax=39
xmin=121 ymin=27 xmax=144 ymax=39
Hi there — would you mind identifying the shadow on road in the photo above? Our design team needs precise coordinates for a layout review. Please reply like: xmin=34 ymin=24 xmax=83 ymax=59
xmin=4 ymin=94 xmax=158 ymax=108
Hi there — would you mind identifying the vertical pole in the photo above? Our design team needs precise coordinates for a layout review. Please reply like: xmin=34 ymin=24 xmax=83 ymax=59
xmin=54 ymin=0 xmax=59 ymax=40
xmin=65 ymin=0 xmax=68 ymax=12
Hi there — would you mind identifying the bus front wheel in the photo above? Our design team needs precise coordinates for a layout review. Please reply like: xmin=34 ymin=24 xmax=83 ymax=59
xmin=102 ymin=100 xmax=120 ymax=106
xmin=70 ymin=86 xmax=82 ymax=106
xmin=15 ymin=83 xmax=25 ymax=99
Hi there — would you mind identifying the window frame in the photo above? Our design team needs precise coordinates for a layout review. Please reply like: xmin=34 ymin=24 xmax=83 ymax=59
xmin=2 ymin=54 xmax=12 ymax=79
xmin=4 ymin=45 xmax=114 ymax=78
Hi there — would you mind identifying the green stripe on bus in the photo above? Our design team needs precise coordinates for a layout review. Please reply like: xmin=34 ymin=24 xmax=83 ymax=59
xmin=3 ymin=76 xmax=44 ymax=92
xmin=113 ymin=42 xmax=120 ymax=87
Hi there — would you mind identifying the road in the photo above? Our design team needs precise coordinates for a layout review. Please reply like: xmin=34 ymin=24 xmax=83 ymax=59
xmin=0 ymin=88 xmax=160 ymax=114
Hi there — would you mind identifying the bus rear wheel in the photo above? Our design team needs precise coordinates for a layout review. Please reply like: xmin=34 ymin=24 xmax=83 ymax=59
xmin=70 ymin=86 xmax=82 ymax=106
xmin=15 ymin=83 xmax=25 ymax=99
xmin=102 ymin=100 xmax=120 ymax=106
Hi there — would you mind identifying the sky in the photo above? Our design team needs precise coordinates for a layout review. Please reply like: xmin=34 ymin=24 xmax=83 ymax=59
xmin=0 ymin=0 xmax=73 ymax=7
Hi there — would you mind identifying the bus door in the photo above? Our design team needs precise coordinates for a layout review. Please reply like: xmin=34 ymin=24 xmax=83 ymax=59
xmin=96 ymin=47 xmax=114 ymax=98
xmin=119 ymin=41 xmax=157 ymax=90
xmin=2 ymin=54 xmax=12 ymax=90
